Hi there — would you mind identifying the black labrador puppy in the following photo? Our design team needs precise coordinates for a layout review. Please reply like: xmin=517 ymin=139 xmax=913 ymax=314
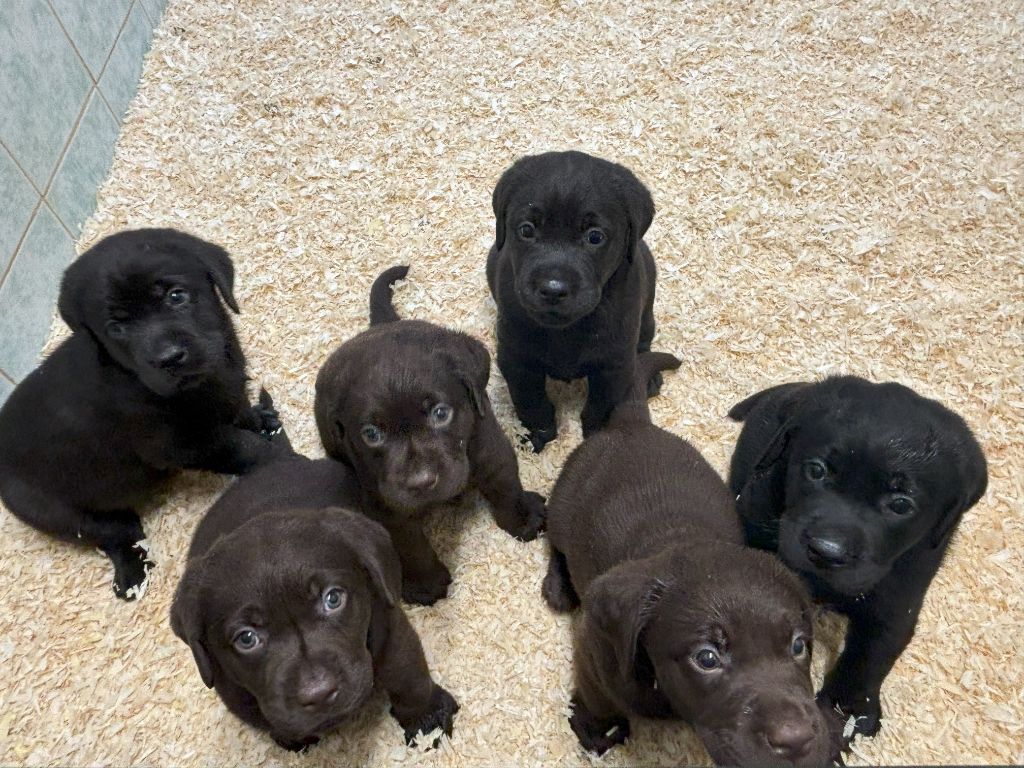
xmin=171 ymin=454 xmax=458 ymax=752
xmin=544 ymin=353 xmax=833 ymax=766
xmin=0 ymin=228 xmax=288 ymax=599
xmin=728 ymin=375 xmax=987 ymax=743
xmin=487 ymin=150 xmax=660 ymax=452
xmin=315 ymin=266 xmax=545 ymax=606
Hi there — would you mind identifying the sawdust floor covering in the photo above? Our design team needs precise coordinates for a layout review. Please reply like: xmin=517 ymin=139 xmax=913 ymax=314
xmin=1 ymin=0 xmax=1021 ymax=765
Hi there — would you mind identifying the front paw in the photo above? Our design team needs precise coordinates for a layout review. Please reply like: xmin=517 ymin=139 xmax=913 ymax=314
xmin=568 ymin=695 xmax=630 ymax=756
xmin=394 ymin=684 xmax=459 ymax=748
xmin=520 ymin=424 xmax=557 ymax=453
xmin=272 ymin=733 xmax=320 ymax=752
xmin=402 ymin=566 xmax=452 ymax=606
xmin=110 ymin=542 xmax=155 ymax=601
xmin=645 ymin=371 xmax=664 ymax=398
xmin=253 ymin=387 xmax=283 ymax=437
xmin=818 ymin=688 xmax=882 ymax=744
xmin=503 ymin=491 xmax=546 ymax=541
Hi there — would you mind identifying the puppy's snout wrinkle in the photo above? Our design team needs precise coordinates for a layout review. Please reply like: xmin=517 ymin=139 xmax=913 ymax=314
xmin=295 ymin=668 xmax=340 ymax=709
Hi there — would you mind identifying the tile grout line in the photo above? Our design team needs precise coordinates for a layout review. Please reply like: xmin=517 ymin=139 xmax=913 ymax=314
xmin=0 ymin=367 xmax=15 ymax=386
xmin=43 ymin=0 xmax=101 ymax=86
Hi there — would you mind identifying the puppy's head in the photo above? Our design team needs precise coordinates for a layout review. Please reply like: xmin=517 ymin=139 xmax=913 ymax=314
xmin=744 ymin=377 xmax=987 ymax=597
xmin=315 ymin=322 xmax=489 ymax=512
xmin=491 ymin=150 xmax=654 ymax=328
xmin=586 ymin=545 xmax=830 ymax=766
xmin=58 ymin=228 xmax=241 ymax=397
xmin=171 ymin=507 xmax=400 ymax=744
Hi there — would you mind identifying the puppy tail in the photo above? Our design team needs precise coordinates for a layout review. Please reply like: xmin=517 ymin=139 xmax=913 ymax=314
xmin=607 ymin=351 xmax=682 ymax=428
xmin=369 ymin=265 xmax=410 ymax=325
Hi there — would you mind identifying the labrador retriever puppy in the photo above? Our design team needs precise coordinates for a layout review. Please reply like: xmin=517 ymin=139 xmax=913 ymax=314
xmin=171 ymin=456 xmax=458 ymax=752
xmin=543 ymin=353 xmax=833 ymax=766
xmin=727 ymin=375 xmax=988 ymax=743
xmin=0 ymin=228 xmax=289 ymax=600
xmin=487 ymin=150 xmax=660 ymax=452
xmin=315 ymin=265 xmax=545 ymax=606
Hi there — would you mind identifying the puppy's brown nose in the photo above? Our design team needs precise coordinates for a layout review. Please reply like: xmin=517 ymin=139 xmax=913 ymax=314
xmin=537 ymin=278 xmax=570 ymax=304
xmin=406 ymin=470 xmax=439 ymax=492
xmin=296 ymin=672 xmax=339 ymax=708
xmin=764 ymin=717 xmax=814 ymax=760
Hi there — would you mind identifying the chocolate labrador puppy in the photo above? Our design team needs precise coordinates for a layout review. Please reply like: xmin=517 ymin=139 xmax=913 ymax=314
xmin=728 ymin=375 xmax=988 ymax=743
xmin=543 ymin=353 xmax=833 ymax=766
xmin=0 ymin=229 xmax=288 ymax=600
xmin=315 ymin=265 xmax=545 ymax=606
xmin=487 ymin=150 xmax=660 ymax=452
xmin=171 ymin=455 xmax=457 ymax=752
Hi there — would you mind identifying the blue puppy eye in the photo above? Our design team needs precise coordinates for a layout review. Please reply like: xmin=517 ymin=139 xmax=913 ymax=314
xmin=166 ymin=288 xmax=190 ymax=307
xmin=693 ymin=648 xmax=721 ymax=671
xmin=232 ymin=628 xmax=261 ymax=653
xmin=430 ymin=403 xmax=453 ymax=428
xmin=106 ymin=320 xmax=126 ymax=338
xmin=586 ymin=228 xmax=605 ymax=245
xmin=888 ymin=496 xmax=915 ymax=516
xmin=518 ymin=221 xmax=536 ymax=240
xmin=791 ymin=635 xmax=808 ymax=658
xmin=322 ymin=587 xmax=346 ymax=613
xmin=361 ymin=425 xmax=384 ymax=447
xmin=803 ymin=460 xmax=827 ymax=481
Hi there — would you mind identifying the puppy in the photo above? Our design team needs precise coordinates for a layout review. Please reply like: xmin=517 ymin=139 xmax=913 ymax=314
xmin=487 ymin=150 xmax=660 ymax=451
xmin=0 ymin=229 xmax=289 ymax=600
xmin=315 ymin=266 xmax=545 ymax=606
xmin=543 ymin=353 xmax=833 ymax=766
xmin=171 ymin=455 xmax=457 ymax=752
xmin=727 ymin=375 xmax=988 ymax=742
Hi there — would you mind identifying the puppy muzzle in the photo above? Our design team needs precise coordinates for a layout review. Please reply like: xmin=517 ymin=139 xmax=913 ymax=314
xmin=514 ymin=256 xmax=600 ymax=327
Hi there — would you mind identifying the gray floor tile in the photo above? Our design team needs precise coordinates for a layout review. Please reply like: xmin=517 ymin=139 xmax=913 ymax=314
xmin=48 ymin=89 xmax=121 ymax=236
xmin=0 ymin=0 xmax=92 ymax=189
xmin=0 ymin=144 xmax=40 ymax=276
xmin=98 ymin=1 xmax=155 ymax=121
xmin=0 ymin=206 xmax=75 ymax=380
xmin=0 ymin=373 xmax=13 ymax=408
xmin=50 ymin=0 xmax=133 ymax=79
xmin=138 ymin=0 xmax=167 ymax=24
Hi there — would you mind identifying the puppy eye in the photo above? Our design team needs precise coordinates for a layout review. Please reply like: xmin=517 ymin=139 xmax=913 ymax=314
xmin=518 ymin=221 xmax=536 ymax=240
xmin=322 ymin=586 xmax=347 ymax=613
xmin=106 ymin=320 xmax=127 ymax=339
xmin=166 ymin=288 xmax=190 ymax=307
xmin=887 ymin=496 xmax=915 ymax=516
xmin=585 ymin=228 xmax=605 ymax=246
xmin=360 ymin=424 xmax=384 ymax=447
xmin=791 ymin=635 xmax=809 ymax=659
xmin=429 ymin=403 xmax=453 ymax=428
xmin=691 ymin=648 xmax=722 ymax=672
xmin=803 ymin=460 xmax=828 ymax=482
xmin=232 ymin=628 xmax=261 ymax=653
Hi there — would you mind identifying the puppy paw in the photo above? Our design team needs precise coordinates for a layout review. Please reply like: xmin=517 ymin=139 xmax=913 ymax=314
xmin=254 ymin=387 xmax=283 ymax=437
xmin=817 ymin=689 xmax=882 ymax=745
xmin=568 ymin=695 xmax=630 ymax=756
xmin=521 ymin=424 xmax=557 ymax=453
xmin=110 ymin=542 xmax=155 ymax=601
xmin=645 ymin=371 xmax=664 ymax=398
xmin=542 ymin=562 xmax=580 ymax=613
xmin=394 ymin=684 xmax=459 ymax=748
xmin=401 ymin=567 xmax=452 ymax=606
xmin=505 ymin=491 xmax=546 ymax=541
xmin=272 ymin=733 xmax=320 ymax=753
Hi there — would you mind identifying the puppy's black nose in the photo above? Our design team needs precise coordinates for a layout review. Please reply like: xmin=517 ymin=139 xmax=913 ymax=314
xmin=296 ymin=673 xmax=339 ymax=708
xmin=805 ymin=536 xmax=852 ymax=568
xmin=406 ymin=470 xmax=439 ymax=492
xmin=764 ymin=717 xmax=814 ymax=760
xmin=154 ymin=345 xmax=188 ymax=369
xmin=537 ymin=278 xmax=570 ymax=304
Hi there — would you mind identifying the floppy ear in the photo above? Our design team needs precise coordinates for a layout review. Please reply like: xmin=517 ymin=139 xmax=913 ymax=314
xmin=445 ymin=333 xmax=491 ymax=416
xmin=610 ymin=163 xmax=655 ymax=264
xmin=57 ymin=252 xmax=97 ymax=332
xmin=492 ymin=159 xmax=527 ymax=252
xmin=584 ymin=556 xmax=671 ymax=682
xmin=169 ymin=560 xmax=217 ymax=689
xmin=314 ymin=350 xmax=357 ymax=467
xmin=188 ymin=237 xmax=240 ymax=314
xmin=929 ymin=423 xmax=988 ymax=549
xmin=321 ymin=508 xmax=402 ymax=607
xmin=728 ymin=383 xmax=812 ymax=550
